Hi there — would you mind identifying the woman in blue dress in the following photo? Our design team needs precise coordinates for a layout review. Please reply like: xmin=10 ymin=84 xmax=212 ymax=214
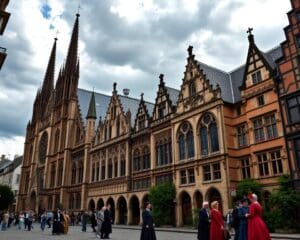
xmin=238 ymin=197 xmax=249 ymax=240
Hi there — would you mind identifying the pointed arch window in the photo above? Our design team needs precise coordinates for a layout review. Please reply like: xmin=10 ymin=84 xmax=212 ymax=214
xmin=54 ymin=129 xmax=60 ymax=153
xmin=178 ymin=122 xmax=194 ymax=160
xmin=39 ymin=132 xmax=48 ymax=164
xmin=69 ymin=194 xmax=74 ymax=209
xmin=143 ymin=146 xmax=150 ymax=169
xmin=114 ymin=158 xmax=118 ymax=177
xmin=50 ymin=164 xmax=56 ymax=187
xmin=189 ymin=81 xmax=196 ymax=97
xmin=76 ymin=193 xmax=81 ymax=209
xmin=48 ymin=196 xmax=53 ymax=210
xmin=108 ymin=159 xmax=113 ymax=178
xmin=101 ymin=160 xmax=106 ymax=180
xmin=76 ymin=126 xmax=81 ymax=143
xmin=78 ymin=162 xmax=83 ymax=183
xmin=120 ymin=156 xmax=126 ymax=176
xmin=92 ymin=163 xmax=96 ymax=182
xmin=199 ymin=112 xmax=220 ymax=156
xmin=71 ymin=163 xmax=77 ymax=184
xmin=57 ymin=161 xmax=63 ymax=186
xmin=116 ymin=118 xmax=120 ymax=136
xmin=96 ymin=162 xmax=100 ymax=180
xmin=133 ymin=149 xmax=140 ymax=171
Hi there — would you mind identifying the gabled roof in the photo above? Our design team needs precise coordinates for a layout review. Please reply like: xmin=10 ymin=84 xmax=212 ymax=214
xmin=77 ymin=88 xmax=154 ymax=126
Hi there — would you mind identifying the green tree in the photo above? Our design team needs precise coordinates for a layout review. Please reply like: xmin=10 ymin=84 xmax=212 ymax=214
xmin=0 ymin=184 xmax=15 ymax=210
xmin=236 ymin=178 xmax=262 ymax=200
xmin=266 ymin=175 xmax=300 ymax=232
xmin=149 ymin=182 xmax=176 ymax=226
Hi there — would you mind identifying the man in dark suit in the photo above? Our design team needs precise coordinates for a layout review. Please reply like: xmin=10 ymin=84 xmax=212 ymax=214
xmin=197 ymin=201 xmax=210 ymax=240
xmin=52 ymin=208 xmax=63 ymax=235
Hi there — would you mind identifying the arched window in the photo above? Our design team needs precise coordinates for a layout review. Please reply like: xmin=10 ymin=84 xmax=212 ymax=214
xmin=133 ymin=149 xmax=140 ymax=171
xmin=178 ymin=122 xmax=194 ymax=160
xmin=69 ymin=194 xmax=74 ymax=209
xmin=108 ymin=159 xmax=113 ymax=178
xmin=189 ymin=81 xmax=196 ymax=97
xmin=71 ymin=163 xmax=77 ymax=184
xmin=48 ymin=196 xmax=53 ymax=210
xmin=116 ymin=118 xmax=120 ymax=136
xmin=143 ymin=146 xmax=150 ymax=169
xmin=92 ymin=163 xmax=95 ymax=182
xmin=76 ymin=193 xmax=81 ymax=209
xmin=96 ymin=162 xmax=100 ymax=180
xmin=120 ymin=156 xmax=126 ymax=176
xmin=57 ymin=161 xmax=63 ymax=186
xmin=39 ymin=132 xmax=48 ymax=164
xmin=28 ymin=145 xmax=33 ymax=166
xmin=114 ymin=159 xmax=118 ymax=177
xmin=78 ymin=162 xmax=84 ymax=183
xmin=199 ymin=112 xmax=219 ymax=156
xmin=101 ymin=160 xmax=106 ymax=180
xmin=50 ymin=164 xmax=56 ymax=187
xmin=210 ymin=122 xmax=219 ymax=152
xmin=54 ymin=129 xmax=60 ymax=153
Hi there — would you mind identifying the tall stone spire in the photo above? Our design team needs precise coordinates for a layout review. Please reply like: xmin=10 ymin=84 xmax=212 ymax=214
xmin=86 ymin=90 xmax=97 ymax=119
xmin=65 ymin=13 xmax=79 ymax=75
xmin=41 ymin=38 xmax=57 ymax=105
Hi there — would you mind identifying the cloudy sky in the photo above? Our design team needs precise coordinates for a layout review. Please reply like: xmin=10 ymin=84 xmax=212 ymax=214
xmin=0 ymin=0 xmax=291 ymax=158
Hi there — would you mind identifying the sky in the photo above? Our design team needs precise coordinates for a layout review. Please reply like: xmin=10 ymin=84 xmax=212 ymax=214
xmin=0 ymin=0 xmax=292 ymax=159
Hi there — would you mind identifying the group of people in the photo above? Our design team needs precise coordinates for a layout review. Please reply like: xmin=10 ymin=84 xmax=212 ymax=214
xmin=0 ymin=209 xmax=35 ymax=231
xmin=197 ymin=193 xmax=271 ymax=240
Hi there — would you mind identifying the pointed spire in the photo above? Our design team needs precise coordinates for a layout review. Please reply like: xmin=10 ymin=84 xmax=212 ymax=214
xmin=41 ymin=37 xmax=57 ymax=95
xmin=113 ymin=82 xmax=117 ymax=93
xmin=140 ymin=92 xmax=144 ymax=101
xmin=187 ymin=45 xmax=193 ymax=57
xmin=86 ymin=90 xmax=97 ymax=119
xmin=159 ymin=73 xmax=164 ymax=84
xmin=65 ymin=13 xmax=79 ymax=74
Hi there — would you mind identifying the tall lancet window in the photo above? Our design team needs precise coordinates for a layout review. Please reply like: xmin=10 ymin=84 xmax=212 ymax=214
xmin=178 ymin=122 xmax=194 ymax=160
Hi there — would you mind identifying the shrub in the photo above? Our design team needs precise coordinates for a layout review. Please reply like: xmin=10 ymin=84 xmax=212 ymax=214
xmin=0 ymin=184 xmax=15 ymax=210
xmin=149 ymin=182 xmax=176 ymax=226
xmin=236 ymin=178 xmax=262 ymax=200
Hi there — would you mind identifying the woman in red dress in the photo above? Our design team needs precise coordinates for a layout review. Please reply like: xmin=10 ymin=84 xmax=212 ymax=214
xmin=209 ymin=201 xmax=224 ymax=240
xmin=246 ymin=193 xmax=271 ymax=240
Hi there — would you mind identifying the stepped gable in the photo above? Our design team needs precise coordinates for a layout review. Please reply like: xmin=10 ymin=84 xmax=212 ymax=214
xmin=77 ymin=88 xmax=154 ymax=126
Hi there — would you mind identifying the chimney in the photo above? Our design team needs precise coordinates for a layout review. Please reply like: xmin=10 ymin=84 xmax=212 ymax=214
xmin=1 ymin=154 xmax=5 ymax=161
xmin=123 ymin=88 xmax=130 ymax=97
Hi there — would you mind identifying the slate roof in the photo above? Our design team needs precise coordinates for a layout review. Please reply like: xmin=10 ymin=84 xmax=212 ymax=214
xmin=0 ymin=159 xmax=11 ymax=171
xmin=77 ymin=46 xmax=282 ymax=125
xmin=197 ymin=45 xmax=283 ymax=103
xmin=165 ymin=86 xmax=180 ymax=106
xmin=77 ymin=89 xmax=154 ymax=126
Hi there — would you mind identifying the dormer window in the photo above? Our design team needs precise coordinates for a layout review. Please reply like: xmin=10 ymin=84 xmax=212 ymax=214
xmin=138 ymin=119 xmax=145 ymax=130
xmin=252 ymin=70 xmax=262 ymax=85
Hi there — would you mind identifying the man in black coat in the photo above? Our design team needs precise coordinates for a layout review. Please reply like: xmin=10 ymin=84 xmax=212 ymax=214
xmin=197 ymin=201 xmax=210 ymax=240
xmin=52 ymin=208 xmax=63 ymax=235
xmin=101 ymin=204 xmax=112 ymax=239
xmin=140 ymin=202 xmax=156 ymax=240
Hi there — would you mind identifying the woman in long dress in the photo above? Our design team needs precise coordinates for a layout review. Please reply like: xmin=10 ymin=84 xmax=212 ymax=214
xmin=96 ymin=207 xmax=105 ymax=238
xmin=140 ymin=202 xmax=156 ymax=240
xmin=246 ymin=193 xmax=271 ymax=240
xmin=209 ymin=201 xmax=224 ymax=240
xmin=62 ymin=211 xmax=70 ymax=234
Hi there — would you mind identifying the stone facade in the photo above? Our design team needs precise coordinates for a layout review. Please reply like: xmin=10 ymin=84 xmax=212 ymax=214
xmin=17 ymin=1 xmax=298 ymax=227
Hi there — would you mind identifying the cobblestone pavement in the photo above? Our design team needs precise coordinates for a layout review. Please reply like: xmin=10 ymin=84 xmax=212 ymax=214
xmin=1 ymin=224 xmax=299 ymax=240
xmin=0 ymin=224 xmax=196 ymax=240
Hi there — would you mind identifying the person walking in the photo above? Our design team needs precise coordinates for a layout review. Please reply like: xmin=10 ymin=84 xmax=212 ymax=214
xmin=197 ymin=201 xmax=210 ymax=240
xmin=46 ymin=210 xmax=53 ymax=228
xmin=40 ymin=210 xmax=47 ymax=231
xmin=62 ymin=210 xmax=70 ymax=234
xmin=90 ymin=210 xmax=97 ymax=232
xmin=209 ymin=201 xmax=224 ymax=240
xmin=232 ymin=201 xmax=241 ymax=240
xmin=140 ymin=202 xmax=156 ymax=240
xmin=52 ymin=208 xmax=64 ymax=235
xmin=238 ymin=198 xmax=249 ymax=240
xmin=1 ymin=211 xmax=9 ymax=231
xmin=70 ymin=212 xmax=76 ymax=226
xmin=81 ymin=211 xmax=89 ymax=232
xmin=24 ymin=209 xmax=29 ymax=230
xmin=27 ymin=210 xmax=34 ymax=231
xmin=246 ymin=193 xmax=270 ymax=240
xmin=96 ymin=206 xmax=105 ymax=238
xmin=101 ymin=204 xmax=112 ymax=239
xmin=18 ymin=211 xmax=24 ymax=230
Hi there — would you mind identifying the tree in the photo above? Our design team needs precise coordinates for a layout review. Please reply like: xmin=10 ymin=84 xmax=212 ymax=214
xmin=149 ymin=182 xmax=176 ymax=226
xmin=236 ymin=178 xmax=262 ymax=200
xmin=0 ymin=184 xmax=15 ymax=210
xmin=265 ymin=175 xmax=300 ymax=232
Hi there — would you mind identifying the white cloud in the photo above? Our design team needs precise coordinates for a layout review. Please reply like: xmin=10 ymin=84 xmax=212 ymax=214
xmin=0 ymin=136 xmax=25 ymax=158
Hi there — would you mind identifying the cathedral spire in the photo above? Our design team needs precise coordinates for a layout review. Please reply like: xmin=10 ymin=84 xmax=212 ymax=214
xmin=65 ymin=13 xmax=79 ymax=74
xmin=86 ymin=90 xmax=97 ymax=119
xmin=41 ymin=37 xmax=57 ymax=98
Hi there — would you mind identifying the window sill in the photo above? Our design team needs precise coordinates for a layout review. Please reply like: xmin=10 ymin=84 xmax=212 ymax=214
xmin=202 ymin=179 xmax=222 ymax=184
xmin=179 ymin=183 xmax=195 ymax=187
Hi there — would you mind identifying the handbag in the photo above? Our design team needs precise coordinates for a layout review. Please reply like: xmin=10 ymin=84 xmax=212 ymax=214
xmin=223 ymin=228 xmax=231 ymax=240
